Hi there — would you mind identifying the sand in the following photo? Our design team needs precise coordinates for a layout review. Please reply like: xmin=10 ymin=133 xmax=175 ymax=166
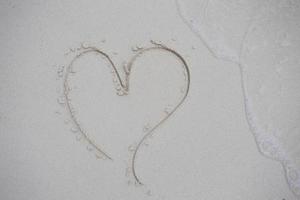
xmin=0 ymin=0 xmax=299 ymax=199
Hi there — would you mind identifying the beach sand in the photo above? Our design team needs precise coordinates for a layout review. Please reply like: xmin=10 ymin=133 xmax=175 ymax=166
xmin=0 ymin=0 xmax=299 ymax=199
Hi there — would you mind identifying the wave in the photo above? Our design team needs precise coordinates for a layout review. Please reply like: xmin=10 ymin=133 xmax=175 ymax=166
xmin=176 ymin=0 xmax=300 ymax=197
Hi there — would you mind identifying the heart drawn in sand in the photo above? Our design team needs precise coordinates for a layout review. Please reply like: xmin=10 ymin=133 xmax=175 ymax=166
xmin=63 ymin=43 xmax=190 ymax=184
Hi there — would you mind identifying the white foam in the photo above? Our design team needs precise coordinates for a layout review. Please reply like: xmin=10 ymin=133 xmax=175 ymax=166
xmin=176 ymin=0 xmax=300 ymax=196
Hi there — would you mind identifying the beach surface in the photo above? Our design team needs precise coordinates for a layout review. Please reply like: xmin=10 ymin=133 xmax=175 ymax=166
xmin=0 ymin=0 xmax=299 ymax=199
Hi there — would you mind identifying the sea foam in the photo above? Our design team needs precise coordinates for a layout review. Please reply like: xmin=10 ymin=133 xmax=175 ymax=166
xmin=176 ymin=0 xmax=300 ymax=196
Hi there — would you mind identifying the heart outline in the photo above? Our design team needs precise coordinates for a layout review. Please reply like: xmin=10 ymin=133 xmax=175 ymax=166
xmin=63 ymin=42 xmax=190 ymax=184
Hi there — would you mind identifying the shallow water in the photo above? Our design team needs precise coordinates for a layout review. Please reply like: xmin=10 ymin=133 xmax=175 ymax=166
xmin=176 ymin=0 xmax=300 ymax=197
xmin=175 ymin=0 xmax=262 ymax=63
